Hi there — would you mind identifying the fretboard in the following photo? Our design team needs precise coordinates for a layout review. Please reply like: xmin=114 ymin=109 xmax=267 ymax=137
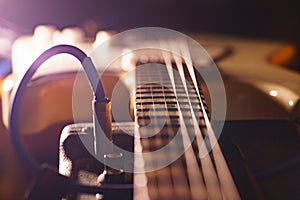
xmin=133 ymin=62 xmax=240 ymax=200
xmin=135 ymin=63 xmax=209 ymax=134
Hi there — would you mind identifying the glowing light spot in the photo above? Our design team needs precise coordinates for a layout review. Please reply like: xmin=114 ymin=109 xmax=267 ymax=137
xmin=96 ymin=193 xmax=103 ymax=199
xmin=33 ymin=25 xmax=56 ymax=45
xmin=93 ymin=31 xmax=110 ymax=48
xmin=269 ymin=90 xmax=278 ymax=97
xmin=121 ymin=48 xmax=134 ymax=71
xmin=62 ymin=27 xmax=85 ymax=44
xmin=53 ymin=30 xmax=63 ymax=44
xmin=124 ymin=75 xmax=135 ymax=87
xmin=289 ymin=100 xmax=294 ymax=106
xmin=2 ymin=79 xmax=14 ymax=91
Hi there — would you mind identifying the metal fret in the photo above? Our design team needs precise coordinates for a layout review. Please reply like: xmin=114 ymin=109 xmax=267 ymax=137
xmin=135 ymin=62 xmax=198 ymax=199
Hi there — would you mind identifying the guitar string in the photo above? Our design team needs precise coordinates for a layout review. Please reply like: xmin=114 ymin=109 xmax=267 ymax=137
xmin=171 ymin=47 xmax=223 ymax=199
xmin=179 ymin=42 xmax=240 ymax=200
xmin=133 ymin=57 xmax=151 ymax=200
xmin=160 ymin=68 xmax=193 ymax=199
xmin=134 ymin=41 xmax=239 ymax=199
xmin=136 ymin=56 xmax=167 ymax=199
xmin=159 ymin=54 xmax=201 ymax=199
xmin=135 ymin=45 xmax=206 ymax=199
xmin=156 ymin=59 xmax=176 ymax=199
xmin=162 ymin=47 xmax=208 ymax=199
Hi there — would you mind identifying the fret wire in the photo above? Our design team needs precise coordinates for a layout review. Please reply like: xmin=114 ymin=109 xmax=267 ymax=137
xmin=136 ymin=60 xmax=166 ymax=198
xmin=134 ymin=44 xmax=240 ymax=199
xmin=150 ymin=65 xmax=161 ymax=137
xmin=138 ymin=55 xmax=178 ymax=198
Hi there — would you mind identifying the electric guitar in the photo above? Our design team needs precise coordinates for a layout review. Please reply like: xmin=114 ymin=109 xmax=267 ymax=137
xmin=2 ymin=28 xmax=300 ymax=199
xmin=59 ymin=48 xmax=263 ymax=199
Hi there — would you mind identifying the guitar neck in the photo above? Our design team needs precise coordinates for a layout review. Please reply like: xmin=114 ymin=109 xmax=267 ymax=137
xmin=133 ymin=62 xmax=240 ymax=199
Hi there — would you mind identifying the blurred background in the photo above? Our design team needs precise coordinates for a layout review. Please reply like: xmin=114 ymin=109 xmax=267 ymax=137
xmin=0 ymin=0 xmax=299 ymax=199
xmin=0 ymin=0 xmax=299 ymax=44
xmin=1 ymin=0 xmax=299 ymax=71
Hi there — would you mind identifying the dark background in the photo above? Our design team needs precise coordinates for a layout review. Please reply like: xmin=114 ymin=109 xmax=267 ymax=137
xmin=0 ymin=0 xmax=299 ymax=45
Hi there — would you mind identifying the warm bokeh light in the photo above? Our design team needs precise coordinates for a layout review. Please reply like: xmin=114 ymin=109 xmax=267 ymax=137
xmin=249 ymin=81 xmax=299 ymax=111
xmin=33 ymin=25 xmax=56 ymax=46
xmin=121 ymin=48 xmax=134 ymax=71
xmin=269 ymin=90 xmax=278 ymax=97
xmin=93 ymin=31 xmax=110 ymax=48
xmin=2 ymin=78 xmax=14 ymax=92
xmin=61 ymin=27 xmax=84 ymax=44
xmin=12 ymin=25 xmax=94 ymax=77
